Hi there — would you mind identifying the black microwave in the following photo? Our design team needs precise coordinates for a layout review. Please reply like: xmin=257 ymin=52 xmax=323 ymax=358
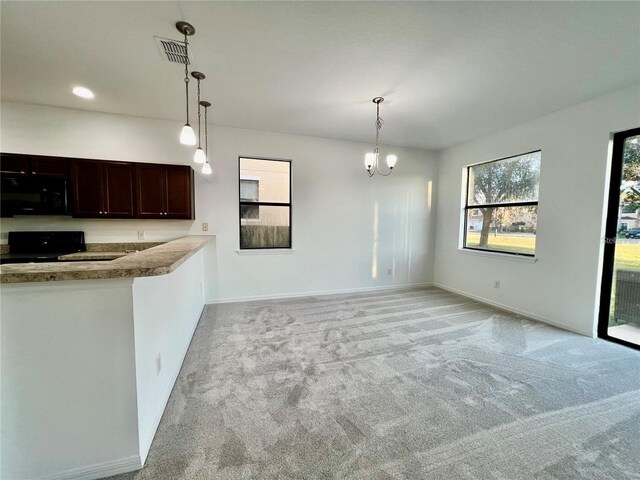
xmin=1 ymin=176 xmax=70 ymax=216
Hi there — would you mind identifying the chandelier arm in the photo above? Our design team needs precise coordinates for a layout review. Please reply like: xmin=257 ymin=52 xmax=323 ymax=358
xmin=375 ymin=161 xmax=393 ymax=176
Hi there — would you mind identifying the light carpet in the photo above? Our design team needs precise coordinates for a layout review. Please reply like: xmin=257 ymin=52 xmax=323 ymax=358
xmin=107 ymin=287 xmax=640 ymax=479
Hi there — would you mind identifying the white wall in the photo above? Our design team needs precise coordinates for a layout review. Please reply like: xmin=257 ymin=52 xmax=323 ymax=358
xmin=1 ymin=249 xmax=207 ymax=480
xmin=433 ymin=84 xmax=640 ymax=336
xmin=132 ymin=249 xmax=205 ymax=462
xmin=0 ymin=102 xmax=438 ymax=301
xmin=1 ymin=279 xmax=140 ymax=480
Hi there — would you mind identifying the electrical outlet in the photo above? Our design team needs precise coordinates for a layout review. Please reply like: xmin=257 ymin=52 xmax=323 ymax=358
xmin=137 ymin=231 xmax=145 ymax=240
xmin=494 ymin=280 xmax=500 ymax=289
xmin=202 ymin=222 xmax=209 ymax=232
xmin=156 ymin=353 xmax=162 ymax=375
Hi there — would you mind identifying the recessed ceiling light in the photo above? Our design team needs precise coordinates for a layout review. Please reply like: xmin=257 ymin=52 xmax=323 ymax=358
xmin=72 ymin=86 xmax=94 ymax=99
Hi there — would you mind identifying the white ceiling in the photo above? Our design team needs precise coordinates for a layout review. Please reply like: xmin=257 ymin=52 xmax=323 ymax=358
xmin=2 ymin=1 xmax=639 ymax=151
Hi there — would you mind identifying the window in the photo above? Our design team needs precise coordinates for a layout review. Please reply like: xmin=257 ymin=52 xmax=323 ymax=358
xmin=464 ymin=150 xmax=541 ymax=256
xmin=239 ymin=157 xmax=291 ymax=249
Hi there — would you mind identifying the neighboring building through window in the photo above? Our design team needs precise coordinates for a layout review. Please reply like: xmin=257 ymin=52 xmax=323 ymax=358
xmin=240 ymin=178 xmax=260 ymax=220
xmin=464 ymin=150 xmax=541 ymax=256
xmin=239 ymin=157 xmax=291 ymax=249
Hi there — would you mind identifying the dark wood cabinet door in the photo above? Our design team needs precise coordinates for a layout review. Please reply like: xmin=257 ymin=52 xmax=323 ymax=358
xmin=0 ymin=153 xmax=28 ymax=175
xmin=103 ymin=162 xmax=134 ymax=218
xmin=165 ymin=165 xmax=194 ymax=219
xmin=30 ymin=156 xmax=68 ymax=177
xmin=70 ymin=160 xmax=104 ymax=217
xmin=135 ymin=164 xmax=166 ymax=218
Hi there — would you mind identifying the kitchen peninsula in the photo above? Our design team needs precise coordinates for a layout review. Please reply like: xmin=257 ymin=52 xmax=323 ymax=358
xmin=1 ymin=235 xmax=210 ymax=283
xmin=1 ymin=235 xmax=212 ymax=479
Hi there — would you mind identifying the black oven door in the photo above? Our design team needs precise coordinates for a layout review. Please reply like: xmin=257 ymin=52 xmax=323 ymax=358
xmin=1 ymin=176 xmax=69 ymax=216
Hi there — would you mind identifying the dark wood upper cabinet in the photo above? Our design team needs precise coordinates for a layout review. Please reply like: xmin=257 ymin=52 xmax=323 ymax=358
xmin=1 ymin=153 xmax=29 ymax=175
xmin=135 ymin=164 xmax=166 ymax=218
xmin=30 ymin=156 xmax=68 ymax=177
xmin=135 ymin=164 xmax=194 ymax=220
xmin=1 ymin=152 xmax=193 ymax=220
xmin=70 ymin=160 xmax=103 ymax=217
xmin=70 ymin=159 xmax=134 ymax=218
xmin=165 ymin=165 xmax=194 ymax=219
xmin=0 ymin=153 xmax=68 ymax=177
xmin=102 ymin=162 xmax=134 ymax=218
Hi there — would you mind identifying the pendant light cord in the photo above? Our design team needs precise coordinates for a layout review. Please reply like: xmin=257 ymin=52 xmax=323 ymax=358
xmin=204 ymin=105 xmax=208 ymax=156
xmin=184 ymin=31 xmax=190 ymax=123
xmin=196 ymin=79 xmax=202 ymax=148
xmin=375 ymin=101 xmax=383 ymax=149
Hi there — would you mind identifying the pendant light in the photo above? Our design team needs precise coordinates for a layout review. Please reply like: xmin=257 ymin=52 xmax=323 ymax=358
xmin=200 ymin=101 xmax=212 ymax=175
xmin=191 ymin=71 xmax=206 ymax=163
xmin=176 ymin=21 xmax=196 ymax=145
xmin=364 ymin=97 xmax=397 ymax=177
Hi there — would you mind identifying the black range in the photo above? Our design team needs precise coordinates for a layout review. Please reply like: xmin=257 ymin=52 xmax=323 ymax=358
xmin=1 ymin=231 xmax=86 ymax=265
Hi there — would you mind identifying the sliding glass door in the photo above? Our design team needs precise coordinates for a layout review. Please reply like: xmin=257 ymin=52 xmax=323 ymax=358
xmin=599 ymin=127 xmax=640 ymax=349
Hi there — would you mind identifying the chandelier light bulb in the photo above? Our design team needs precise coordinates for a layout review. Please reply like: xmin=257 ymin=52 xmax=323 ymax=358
xmin=365 ymin=152 xmax=375 ymax=170
xmin=180 ymin=124 xmax=196 ymax=145
xmin=386 ymin=154 xmax=397 ymax=169
xmin=194 ymin=147 xmax=206 ymax=164
xmin=202 ymin=162 xmax=212 ymax=175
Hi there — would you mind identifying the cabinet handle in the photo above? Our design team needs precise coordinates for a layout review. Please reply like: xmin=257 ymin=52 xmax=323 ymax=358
xmin=99 ymin=211 xmax=103 ymax=214
xmin=20 ymin=171 xmax=25 ymax=174
xmin=32 ymin=171 xmax=36 ymax=175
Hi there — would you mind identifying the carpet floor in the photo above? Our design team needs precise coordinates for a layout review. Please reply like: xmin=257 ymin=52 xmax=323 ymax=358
xmin=107 ymin=287 xmax=640 ymax=479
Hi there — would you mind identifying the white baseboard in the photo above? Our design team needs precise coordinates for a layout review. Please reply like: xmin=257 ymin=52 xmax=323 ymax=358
xmin=433 ymin=282 xmax=594 ymax=338
xmin=36 ymin=455 xmax=142 ymax=480
xmin=205 ymin=282 xmax=434 ymax=304
xmin=138 ymin=303 xmax=206 ymax=463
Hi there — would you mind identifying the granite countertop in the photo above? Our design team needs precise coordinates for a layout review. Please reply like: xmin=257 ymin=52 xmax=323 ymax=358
xmin=58 ymin=251 xmax=129 ymax=261
xmin=0 ymin=236 xmax=211 ymax=284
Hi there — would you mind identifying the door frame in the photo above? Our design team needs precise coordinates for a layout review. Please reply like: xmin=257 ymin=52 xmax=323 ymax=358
xmin=598 ymin=127 xmax=640 ymax=350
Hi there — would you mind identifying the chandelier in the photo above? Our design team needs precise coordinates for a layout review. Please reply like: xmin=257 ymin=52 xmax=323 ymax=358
xmin=364 ymin=97 xmax=397 ymax=177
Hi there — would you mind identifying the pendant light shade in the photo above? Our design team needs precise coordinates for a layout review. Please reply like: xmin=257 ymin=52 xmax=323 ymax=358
xmin=194 ymin=147 xmax=206 ymax=164
xmin=201 ymin=162 xmax=212 ymax=175
xmin=180 ymin=124 xmax=196 ymax=145
xmin=386 ymin=154 xmax=398 ymax=169
xmin=365 ymin=152 xmax=376 ymax=171
xmin=176 ymin=21 xmax=196 ymax=145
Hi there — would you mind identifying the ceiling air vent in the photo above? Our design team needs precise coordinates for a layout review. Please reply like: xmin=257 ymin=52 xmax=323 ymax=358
xmin=154 ymin=36 xmax=192 ymax=65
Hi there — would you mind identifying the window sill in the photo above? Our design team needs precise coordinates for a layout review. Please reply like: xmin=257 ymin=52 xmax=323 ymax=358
xmin=236 ymin=248 xmax=295 ymax=256
xmin=457 ymin=248 xmax=537 ymax=263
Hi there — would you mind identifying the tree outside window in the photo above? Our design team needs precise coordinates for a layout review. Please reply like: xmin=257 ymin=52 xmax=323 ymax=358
xmin=464 ymin=151 xmax=541 ymax=256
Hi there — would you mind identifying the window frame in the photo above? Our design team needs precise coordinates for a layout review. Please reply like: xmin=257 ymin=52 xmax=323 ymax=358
xmin=463 ymin=150 xmax=541 ymax=258
xmin=238 ymin=156 xmax=292 ymax=250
